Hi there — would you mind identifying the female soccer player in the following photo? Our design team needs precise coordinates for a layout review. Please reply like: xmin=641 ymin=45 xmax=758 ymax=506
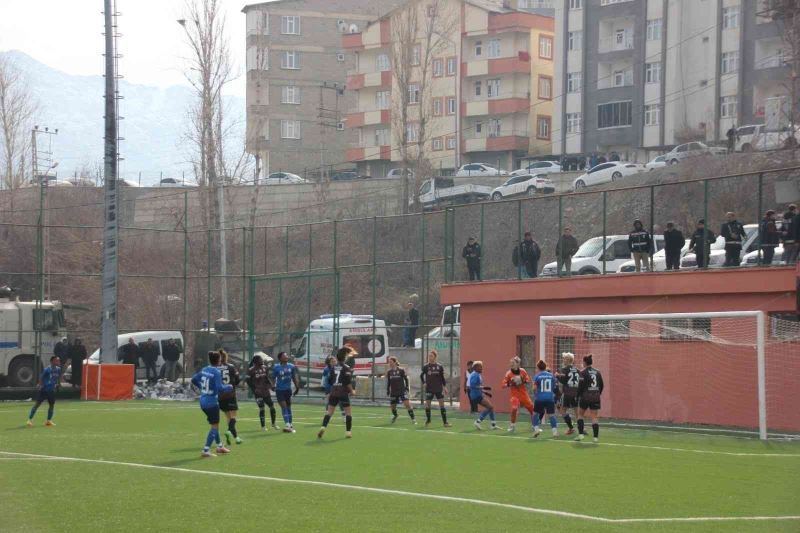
xmin=575 ymin=354 xmax=604 ymax=443
xmin=532 ymin=360 xmax=558 ymax=438
xmin=318 ymin=347 xmax=355 ymax=439
xmin=272 ymin=351 xmax=300 ymax=433
xmin=556 ymin=352 xmax=580 ymax=435
xmin=501 ymin=357 xmax=534 ymax=433
xmin=246 ymin=355 xmax=278 ymax=431
xmin=386 ymin=356 xmax=416 ymax=424
xmin=322 ymin=355 xmax=346 ymax=421
xmin=191 ymin=351 xmax=234 ymax=457
xmin=420 ymin=349 xmax=451 ymax=427
xmin=468 ymin=361 xmax=498 ymax=430
xmin=218 ymin=350 xmax=242 ymax=445
xmin=464 ymin=361 xmax=477 ymax=414
xmin=26 ymin=356 xmax=62 ymax=427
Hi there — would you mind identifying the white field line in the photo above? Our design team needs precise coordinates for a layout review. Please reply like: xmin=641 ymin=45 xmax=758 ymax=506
xmin=1 ymin=450 xmax=797 ymax=525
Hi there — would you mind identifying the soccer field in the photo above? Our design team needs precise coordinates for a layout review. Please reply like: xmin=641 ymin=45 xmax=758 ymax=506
xmin=1 ymin=400 xmax=798 ymax=532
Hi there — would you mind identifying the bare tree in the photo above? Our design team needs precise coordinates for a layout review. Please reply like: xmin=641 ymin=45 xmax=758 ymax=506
xmin=0 ymin=56 xmax=38 ymax=190
xmin=761 ymin=1 xmax=800 ymax=139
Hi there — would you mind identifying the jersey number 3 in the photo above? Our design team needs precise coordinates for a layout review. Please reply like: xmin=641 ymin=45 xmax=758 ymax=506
xmin=200 ymin=376 xmax=212 ymax=394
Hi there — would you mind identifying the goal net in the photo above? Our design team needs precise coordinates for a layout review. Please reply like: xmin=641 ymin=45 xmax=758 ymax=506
xmin=539 ymin=311 xmax=800 ymax=440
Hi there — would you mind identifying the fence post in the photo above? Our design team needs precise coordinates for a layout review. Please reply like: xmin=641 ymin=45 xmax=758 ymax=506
xmin=182 ymin=191 xmax=189 ymax=378
xmin=450 ymin=208 xmax=456 ymax=281
xmin=757 ymin=173 xmax=763 ymax=265
xmin=308 ymin=224 xmax=313 ymax=271
xmin=702 ymin=179 xmax=709 ymax=270
xmin=284 ymin=225 xmax=290 ymax=273
xmin=443 ymin=209 xmax=450 ymax=283
xmin=517 ymin=200 xmax=522 ymax=280
xmin=207 ymin=229 xmax=212 ymax=326
xmin=557 ymin=194 xmax=563 ymax=277
xmin=602 ymin=191 xmax=607 ymax=275
xmin=649 ymin=185 xmax=655 ymax=271
xmin=242 ymin=227 xmax=247 ymax=330
xmin=479 ymin=202 xmax=485 ymax=280
xmin=421 ymin=213 xmax=428 ymax=327
xmin=371 ymin=216 xmax=377 ymax=402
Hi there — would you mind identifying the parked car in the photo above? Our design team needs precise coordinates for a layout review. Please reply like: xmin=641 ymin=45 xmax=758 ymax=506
xmin=572 ymin=162 xmax=643 ymax=190
xmin=385 ymin=168 xmax=414 ymax=179
xmin=510 ymin=160 xmax=562 ymax=177
xmin=414 ymin=177 xmax=492 ymax=210
xmin=617 ymin=241 xmax=689 ymax=272
xmin=680 ymin=224 xmax=758 ymax=269
xmin=645 ymin=155 xmax=668 ymax=171
xmin=491 ymin=174 xmax=554 ymax=200
xmin=541 ymin=234 xmax=664 ymax=276
xmin=455 ymin=163 xmax=508 ymax=177
xmin=22 ymin=177 xmax=73 ymax=188
xmin=330 ymin=171 xmax=364 ymax=181
xmin=736 ymin=124 xmax=799 ymax=152
xmin=65 ymin=177 xmax=97 ymax=187
xmin=158 ymin=177 xmax=197 ymax=187
xmin=664 ymin=142 xmax=726 ymax=165
xmin=264 ymin=172 xmax=306 ymax=184
xmin=741 ymin=245 xmax=785 ymax=267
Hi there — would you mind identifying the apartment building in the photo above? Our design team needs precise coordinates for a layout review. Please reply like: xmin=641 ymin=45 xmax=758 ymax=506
xmin=243 ymin=0 xmax=402 ymax=178
xmin=342 ymin=0 xmax=555 ymax=177
xmin=553 ymin=0 xmax=792 ymax=162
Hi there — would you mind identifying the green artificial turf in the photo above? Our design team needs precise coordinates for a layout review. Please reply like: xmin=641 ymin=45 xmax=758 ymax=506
xmin=0 ymin=400 xmax=798 ymax=532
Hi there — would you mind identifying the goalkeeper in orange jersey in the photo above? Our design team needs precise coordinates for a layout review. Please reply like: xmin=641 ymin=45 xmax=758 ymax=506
xmin=501 ymin=357 xmax=535 ymax=433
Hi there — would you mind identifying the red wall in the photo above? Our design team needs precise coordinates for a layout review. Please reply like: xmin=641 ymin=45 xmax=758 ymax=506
xmin=442 ymin=268 xmax=799 ymax=432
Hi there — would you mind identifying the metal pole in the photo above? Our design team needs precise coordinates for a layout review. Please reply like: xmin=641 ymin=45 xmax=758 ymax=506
xmin=479 ymin=203 xmax=485 ymax=280
xmin=602 ymin=191 xmax=607 ymax=275
xmin=218 ymin=183 xmax=229 ymax=318
xmin=649 ymin=185 xmax=655 ymax=271
xmin=242 ymin=227 xmax=247 ymax=328
xmin=421 ymin=213 xmax=428 ymax=328
xmin=557 ymin=195 xmax=563 ymax=277
xmin=182 ymin=191 xmax=189 ymax=374
xmin=284 ymin=225 xmax=289 ymax=273
xmin=207 ymin=229 xmax=212 ymax=326
xmin=371 ymin=216 xmax=377 ymax=402
xmin=702 ymin=179 xmax=709 ymax=270
xmin=517 ymin=200 xmax=522 ymax=280
xmin=443 ymin=209 xmax=450 ymax=283
xmin=756 ymin=173 xmax=763 ymax=265
xmin=449 ymin=208 xmax=456 ymax=281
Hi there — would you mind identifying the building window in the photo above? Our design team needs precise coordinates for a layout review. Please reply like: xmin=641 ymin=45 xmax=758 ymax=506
xmin=645 ymin=62 xmax=661 ymax=84
xmin=433 ymin=97 xmax=443 ymax=116
xmin=446 ymin=96 xmax=457 ymax=115
xmin=475 ymin=40 xmax=482 ymax=57
xmin=539 ymin=35 xmax=553 ymax=59
xmin=474 ymin=80 xmax=482 ymax=96
xmin=433 ymin=58 xmax=443 ymax=77
xmin=377 ymin=53 xmax=390 ymax=72
xmin=375 ymin=128 xmax=389 ymax=146
xmin=446 ymin=135 xmax=456 ymax=150
xmin=280 ymin=119 xmax=301 ymax=139
xmin=721 ymin=51 xmax=739 ymax=74
xmin=281 ymin=85 xmax=301 ymax=104
xmin=597 ymin=101 xmax=632 ymax=129
xmin=376 ymin=90 xmax=390 ymax=110
xmin=281 ymin=51 xmax=301 ymax=69
xmin=644 ymin=104 xmax=660 ymax=126
xmin=432 ymin=137 xmax=443 ymax=151
xmin=646 ymin=19 xmax=662 ymax=41
xmin=488 ymin=38 xmax=501 ymax=58
xmin=569 ymin=0 xmax=582 ymax=8
xmin=536 ymin=116 xmax=551 ymax=140
xmin=281 ymin=15 xmax=300 ymax=35
xmin=409 ymin=84 xmax=420 ymax=104
xmin=567 ymin=72 xmax=582 ymax=93
xmin=613 ymin=69 xmax=633 ymax=87
xmin=246 ymin=10 xmax=269 ymax=36
xmin=489 ymin=118 xmax=502 ymax=137
xmin=475 ymin=121 xmax=483 ymax=134
xmin=566 ymin=112 xmax=581 ymax=134
xmin=720 ymin=95 xmax=738 ymax=118
xmin=723 ymin=6 xmax=739 ymax=29
xmin=246 ymin=46 xmax=269 ymax=71
xmin=411 ymin=45 xmax=421 ymax=65
xmin=538 ymin=75 xmax=552 ymax=100
xmin=446 ymin=57 xmax=457 ymax=76
xmin=568 ymin=31 xmax=582 ymax=51
xmin=487 ymin=78 xmax=501 ymax=98
xmin=406 ymin=123 xmax=419 ymax=143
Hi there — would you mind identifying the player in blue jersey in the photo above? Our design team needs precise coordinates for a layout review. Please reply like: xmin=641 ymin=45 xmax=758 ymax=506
xmin=532 ymin=359 xmax=558 ymax=438
xmin=27 ymin=356 xmax=62 ymax=427
xmin=272 ymin=351 xmax=300 ymax=433
xmin=469 ymin=361 xmax=498 ymax=430
xmin=191 ymin=351 xmax=234 ymax=457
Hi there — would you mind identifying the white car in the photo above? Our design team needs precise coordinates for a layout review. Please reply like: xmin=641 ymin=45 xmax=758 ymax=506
xmin=541 ymin=234 xmax=664 ymax=276
xmin=617 ymin=242 xmax=690 ymax=273
xmin=510 ymin=161 xmax=562 ymax=177
xmin=159 ymin=177 xmax=197 ymax=187
xmin=664 ymin=142 xmax=727 ymax=165
xmin=680 ymin=224 xmax=759 ymax=269
xmin=264 ymin=172 xmax=306 ymax=184
xmin=645 ymin=155 xmax=668 ymax=171
xmin=385 ymin=168 xmax=414 ymax=179
xmin=414 ymin=326 xmax=443 ymax=349
xmin=455 ymin=163 xmax=508 ymax=177
xmin=572 ymin=162 xmax=643 ymax=190
xmin=491 ymin=174 xmax=555 ymax=200
xmin=741 ymin=245 xmax=785 ymax=266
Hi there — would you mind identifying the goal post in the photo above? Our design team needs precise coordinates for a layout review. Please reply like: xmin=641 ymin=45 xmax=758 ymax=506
xmin=538 ymin=311 xmax=783 ymax=440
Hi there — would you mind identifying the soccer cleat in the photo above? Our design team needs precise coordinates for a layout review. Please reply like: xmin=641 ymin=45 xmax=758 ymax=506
xmin=235 ymin=437 xmax=242 ymax=445
xmin=224 ymin=430 xmax=233 ymax=445
xmin=345 ymin=431 xmax=352 ymax=438
xmin=425 ymin=420 xmax=431 ymax=428
xmin=271 ymin=425 xmax=280 ymax=431
xmin=412 ymin=419 xmax=418 ymax=425
xmin=574 ymin=434 xmax=585 ymax=442
xmin=552 ymin=429 xmax=559 ymax=437
xmin=262 ymin=426 xmax=268 ymax=432
xmin=473 ymin=420 xmax=483 ymax=431
xmin=593 ymin=437 xmax=599 ymax=443
xmin=507 ymin=425 xmax=516 ymax=433
xmin=216 ymin=446 xmax=231 ymax=454
xmin=490 ymin=424 xmax=500 ymax=431
xmin=44 ymin=420 xmax=55 ymax=427
xmin=317 ymin=428 xmax=326 ymax=439
xmin=533 ymin=428 xmax=542 ymax=438
xmin=200 ymin=450 xmax=214 ymax=458
xmin=443 ymin=423 xmax=452 ymax=428
xmin=391 ymin=414 xmax=398 ymax=424
xmin=26 ymin=420 xmax=33 ymax=427
xmin=565 ymin=428 xmax=575 ymax=435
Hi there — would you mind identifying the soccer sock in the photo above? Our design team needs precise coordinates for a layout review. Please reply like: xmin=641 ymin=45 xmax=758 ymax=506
xmin=288 ymin=408 xmax=293 ymax=425
xmin=259 ymin=408 xmax=266 ymax=428
xmin=549 ymin=415 xmax=557 ymax=429
xmin=563 ymin=414 xmax=573 ymax=429
xmin=228 ymin=418 xmax=237 ymax=438
xmin=269 ymin=407 xmax=276 ymax=425
xmin=345 ymin=415 xmax=352 ymax=431
xmin=531 ymin=413 xmax=537 ymax=428
xmin=592 ymin=423 xmax=599 ymax=438
xmin=408 ymin=409 xmax=415 ymax=420
xmin=577 ymin=419 xmax=585 ymax=435
xmin=440 ymin=408 xmax=447 ymax=424
xmin=322 ymin=414 xmax=331 ymax=428
xmin=28 ymin=404 xmax=38 ymax=420
xmin=425 ymin=408 xmax=431 ymax=423
xmin=533 ymin=413 xmax=541 ymax=428
xmin=478 ymin=410 xmax=488 ymax=422
xmin=213 ymin=428 xmax=221 ymax=445
xmin=510 ymin=408 xmax=518 ymax=424
xmin=47 ymin=405 xmax=54 ymax=421
xmin=205 ymin=429 xmax=215 ymax=450
xmin=488 ymin=410 xmax=496 ymax=423
xmin=282 ymin=407 xmax=290 ymax=424
xmin=391 ymin=407 xmax=398 ymax=417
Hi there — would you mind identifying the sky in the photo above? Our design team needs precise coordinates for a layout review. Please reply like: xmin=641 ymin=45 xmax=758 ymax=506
xmin=0 ymin=0 xmax=258 ymax=97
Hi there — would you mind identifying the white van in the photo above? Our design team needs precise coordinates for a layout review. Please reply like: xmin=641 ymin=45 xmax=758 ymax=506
xmin=292 ymin=315 xmax=388 ymax=382
xmin=65 ymin=331 xmax=185 ymax=382
xmin=541 ymin=235 xmax=665 ymax=276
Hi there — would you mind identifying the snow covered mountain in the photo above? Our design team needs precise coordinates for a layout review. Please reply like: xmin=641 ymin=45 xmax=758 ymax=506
xmin=1 ymin=50 xmax=244 ymax=186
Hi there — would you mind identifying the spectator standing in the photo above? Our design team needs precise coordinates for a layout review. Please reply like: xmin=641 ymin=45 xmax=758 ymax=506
xmin=628 ymin=219 xmax=653 ymax=272
xmin=555 ymin=227 xmax=578 ymax=276
xmin=663 ymin=222 xmax=685 ymax=271
xmin=462 ymin=237 xmax=482 ymax=281
xmin=759 ymin=210 xmax=780 ymax=265
xmin=403 ymin=302 xmax=420 ymax=348
xmin=609 ymin=151 xmax=620 ymax=162
xmin=68 ymin=338 xmax=87 ymax=388
xmin=726 ymin=125 xmax=738 ymax=153
xmin=141 ymin=338 xmax=159 ymax=383
xmin=54 ymin=337 xmax=68 ymax=369
xmin=589 ymin=153 xmax=598 ymax=168
xmin=720 ymin=212 xmax=746 ymax=267
xmin=163 ymin=338 xmax=181 ymax=381
xmin=119 ymin=337 xmax=140 ymax=383
xmin=782 ymin=205 xmax=798 ymax=265
xmin=688 ymin=219 xmax=716 ymax=269
xmin=514 ymin=232 xmax=541 ymax=278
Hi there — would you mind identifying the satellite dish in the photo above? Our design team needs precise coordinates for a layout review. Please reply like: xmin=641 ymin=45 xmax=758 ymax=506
xmin=337 ymin=20 xmax=348 ymax=32
xmin=349 ymin=23 xmax=359 ymax=33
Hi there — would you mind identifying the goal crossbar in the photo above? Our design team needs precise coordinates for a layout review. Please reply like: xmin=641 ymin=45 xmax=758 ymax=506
xmin=539 ymin=311 xmax=767 ymax=440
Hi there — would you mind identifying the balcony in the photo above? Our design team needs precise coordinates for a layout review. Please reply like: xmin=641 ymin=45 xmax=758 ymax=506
xmin=344 ymin=109 xmax=390 ymax=128
xmin=462 ymin=53 xmax=531 ymax=77
xmin=346 ymin=145 xmax=390 ymax=162
xmin=463 ymin=97 xmax=530 ymax=117
xmin=342 ymin=33 xmax=363 ymax=50
xmin=598 ymin=18 xmax=635 ymax=54
xmin=755 ymin=38 xmax=788 ymax=70
xmin=464 ymin=131 xmax=529 ymax=153
xmin=346 ymin=70 xmax=392 ymax=91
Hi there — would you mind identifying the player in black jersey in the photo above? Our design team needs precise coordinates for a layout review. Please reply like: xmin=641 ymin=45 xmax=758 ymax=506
xmin=575 ymin=354 xmax=604 ymax=443
xmin=217 ymin=350 xmax=242 ymax=445
xmin=386 ymin=356 xmax=416 ymax=424
xmin=556 ymin=352 xmax=580 ymax=435
xmin=420 ymin=350 xmax=451 ymax=427
xmin=246 ymin=355 xmax=278 ymax=431
xmin=318 ymin=347 xmax=355 ymax=439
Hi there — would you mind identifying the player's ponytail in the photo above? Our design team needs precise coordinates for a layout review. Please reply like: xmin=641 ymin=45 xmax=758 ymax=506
xmin=536 ymin=359 xmax=547 ymax=372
